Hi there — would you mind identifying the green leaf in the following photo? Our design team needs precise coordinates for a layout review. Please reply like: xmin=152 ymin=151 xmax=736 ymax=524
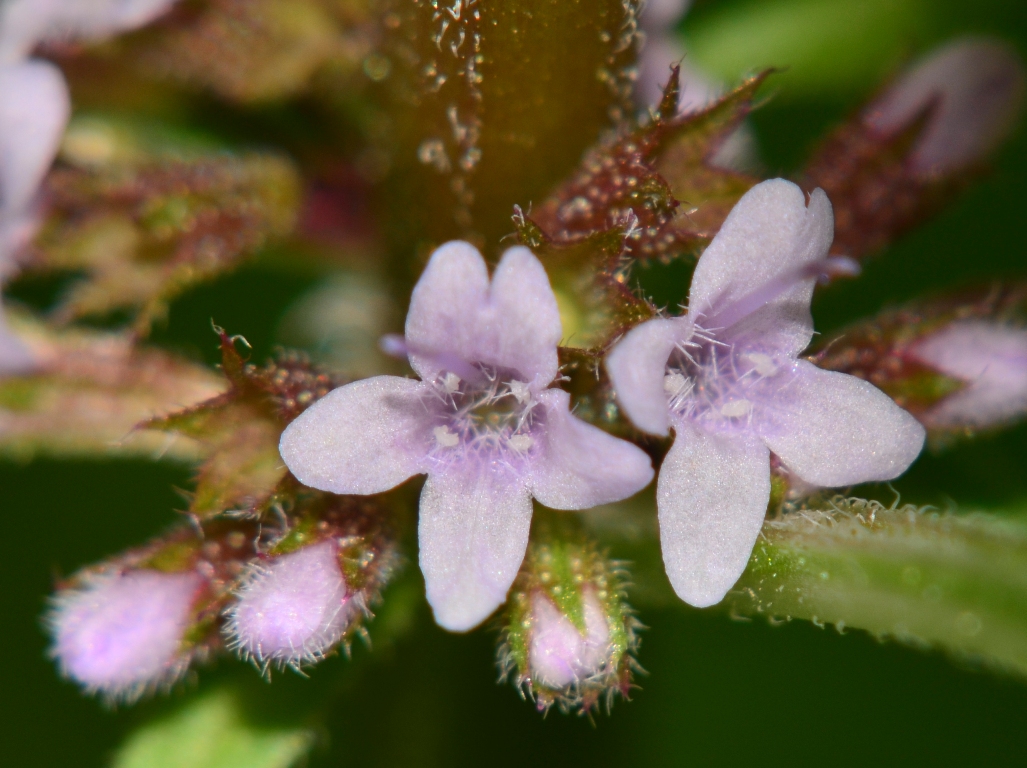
xmin=111 ymin=688 xmax=314 ymax=768
xmin=729 ymin=498 xmax=1027 ymax=678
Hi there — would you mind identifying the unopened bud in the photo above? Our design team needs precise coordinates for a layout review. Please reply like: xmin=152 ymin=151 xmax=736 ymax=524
xmin=49 ymin=569 xmax=204 ymax=701
xmin=808 ymin=284 xmax=1027 ymax=436
xmin=910 ymin=320 xmax=1027 ymax=430
xmin=225 ymin=496 xmax=399 ymax=671
xmin=528 ymin=588 xmax=611 ymax=689
xmin=225 ymin=540 xmax=353 ymax=670
xmin=865 ymin=37 xmax=1026 ymax=178
xmin=499 ymin=538 xmax=640 ymax=715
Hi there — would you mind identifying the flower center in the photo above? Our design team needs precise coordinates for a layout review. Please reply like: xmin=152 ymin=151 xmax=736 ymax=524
xmin=664 ymin=327 xmax=786 ymax=432
xmin=426 ymin=365 xmax=543 ymax=462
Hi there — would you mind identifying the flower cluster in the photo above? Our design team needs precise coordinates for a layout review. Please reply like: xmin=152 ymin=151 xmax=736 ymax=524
xmin=11 ymin=0 xmax=1025 ymax=732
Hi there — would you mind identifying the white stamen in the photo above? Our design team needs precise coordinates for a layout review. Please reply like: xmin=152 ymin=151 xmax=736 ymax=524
xmin=433 ymin=426 xmax=460 ymax=447
xmin=720 ymin=399 xmax=753 ymax=418
xmin=508 ymin=380 xmax=531 ymax=404
xmin=508 ymin=434 xmax=534 ymax=451
xmin=744 ymin=353 xmax=778 ymax=377
xmin=442 ymin=372 xmax=461 ymax=394
xmin=664 ymin=372 xmax=693 ymax=397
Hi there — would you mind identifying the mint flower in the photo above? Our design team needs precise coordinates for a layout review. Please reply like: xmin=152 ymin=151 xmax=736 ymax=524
xmin=606 ymin=179 xmax=925 ymax=608
xmin=50 ymin=569 xmax=202 ymax=701
xmin=281 ymin=242 xmax=654 ymax=631
xmin=225 ymin=540 xmax=354 ymax=670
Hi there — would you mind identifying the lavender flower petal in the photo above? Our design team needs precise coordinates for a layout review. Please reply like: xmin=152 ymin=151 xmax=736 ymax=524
xmin=657 ymin=421 xmax=770 ymax=607
xmin=486 ymin=246 xmax=562 ymax=386
xmin=0 ymin=59 xmax=69 ymax=215
xmin=280 ymin=375 xmax=429 ymax=495
xmin=688 ymin=181 xmax=832 ymax=356
xmin=758 ymin=360 xmax=926 ymax=487
xmin=419 ymin=471 xmax=533 ymax=631
xmin=605 ymin=317 xmax=686 ymax=436
xmin=530 ymin=389 xmax=654 ymax=509
xmin=405 ymin=240 xmax=491 ymax=383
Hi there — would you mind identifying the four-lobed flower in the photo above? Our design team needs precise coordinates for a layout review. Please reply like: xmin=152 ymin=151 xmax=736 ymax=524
xmin=280 ymin=242 xmax=655 ymax=632
xmin=606 ymin=178 xmax=926 ymax=608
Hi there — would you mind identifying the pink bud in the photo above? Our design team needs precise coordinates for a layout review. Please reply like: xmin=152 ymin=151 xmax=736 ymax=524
xmin=865 ymin=37 xmax=1026 ymax=177
xmin=528 ymin=589 xmax=611 ymax=689
xmin=911 ymin=320 xmax=1027 ymax=430
xmin=225 ymin=540 xmax=352 ymax=669
xmin=50 ymin=569 xmax=202 ymax=700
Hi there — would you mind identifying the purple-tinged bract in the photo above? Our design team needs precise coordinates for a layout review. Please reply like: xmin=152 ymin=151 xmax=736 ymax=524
xmin=50 ymin=569 xmax=202 ymax=701
xmin=606 ymin=179 xmax=926 ymax=608
xmin=225 ymin=540 xmax=352 ymax=670
xmin=280 ymin=242 xmax=654 ymax=632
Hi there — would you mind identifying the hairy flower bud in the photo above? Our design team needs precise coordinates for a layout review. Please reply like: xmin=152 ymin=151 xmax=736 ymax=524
xmin=809 ymin=284 xmax=1027 ymax=437
xmin=910 ymin=321 xmax=1027 ymax=431
xmin=224 ymin=495 xmax=399 ymax=672
xmin=225 ymin=540 xmax=353 ymax=670
xmin=528 ymin=589 xmax=611 ymax=690
xmin=498 ymin=537 xmax=639 ymax=715
xmin=50 ymin=569 xmax=203 ymax=701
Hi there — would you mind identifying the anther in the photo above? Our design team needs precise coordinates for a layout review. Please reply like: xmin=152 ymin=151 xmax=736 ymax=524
xmin=433 ymin=426 xmax=460 ymax=447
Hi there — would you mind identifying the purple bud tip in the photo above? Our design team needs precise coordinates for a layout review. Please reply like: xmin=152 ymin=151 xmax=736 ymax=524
xmin=911 ymin=320 xmax=1027 ymax=429
xmin=378 ymin=333 xmax=409 ymax=359
xmin=528 ymin=590 xmax=611 ymax=689
xmin=225 ymin=540 xmax=352 ymax=669
xmin=50 ymin=570 xmax=202 ymax=700
xmin=865 ymin=37 xmax=1026 ymax=177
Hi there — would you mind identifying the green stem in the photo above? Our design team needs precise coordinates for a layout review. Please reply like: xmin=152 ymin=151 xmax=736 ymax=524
xmin=730 ymin=498 xmax=1027 ymax=677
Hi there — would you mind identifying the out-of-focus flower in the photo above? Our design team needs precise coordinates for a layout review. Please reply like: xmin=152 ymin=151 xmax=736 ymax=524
xmin=910 ymin=321 xmax=1027 ymax=430
xmin=0 ymin=0 xmax=178 ymax=61
xmin=50 ymin=569 xmax=203 ymax=701
xmin=0 ymin=59 xmax=69 ymax=272
xmin=225 ymin=540 xmax=353 ymax=670
xmin=606 ymin=179 xmax=925 ymax=607
xmin=864 ymin=37 xmax=1026 ymax=178
xmin=281 ymin=242 xmax=654 ymax=632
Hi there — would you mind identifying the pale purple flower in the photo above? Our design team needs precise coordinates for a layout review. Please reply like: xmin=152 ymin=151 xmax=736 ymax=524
xmin=606 ymin=179 xmax=926 ymax=608
xmin=50 ymin=569 xmax=202 ymax=700
xmin=864 ymin=37 xmax=1026 ymax=178
xmin=910 ymin=320 xmax=1027 ymax=430
xmin=528 ymin=589 xmax=611 ymax=689
xmin=280 ymin=242 xmax=654 ymax=632
xmin=0 ymin=58 xmax=69 ymax=268
xmin=225 ymin=540 xmax=354 ymax=670
xmin=0 ymin=0 xmax=178 ymax=62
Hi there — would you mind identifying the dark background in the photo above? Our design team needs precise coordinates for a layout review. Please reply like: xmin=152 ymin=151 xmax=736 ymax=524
xmin=4 ymin=0 xmax=1027 ymax=765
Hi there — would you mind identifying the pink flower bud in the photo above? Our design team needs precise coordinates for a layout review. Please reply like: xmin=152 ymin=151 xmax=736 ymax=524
xmin=225 ymin=540 xmax=353 ymax=669
xmin=865 ymin=37 xmax=1026 ymax=177
xmin=528 ymin=589 xmax=611 ymax=689
xmin=50 ymin=569 xmax=203 ymax=700
xmin=910 ymin=321 xmax=1027 ymax=430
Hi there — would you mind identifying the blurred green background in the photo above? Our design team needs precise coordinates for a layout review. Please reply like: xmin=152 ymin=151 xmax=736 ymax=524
xmin=4 ymin=0 xmax=1027 ymax=765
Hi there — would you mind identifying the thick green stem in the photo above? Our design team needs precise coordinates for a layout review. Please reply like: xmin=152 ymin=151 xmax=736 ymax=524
xmin=729 ymin=498 xmax=1027 ymax=677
